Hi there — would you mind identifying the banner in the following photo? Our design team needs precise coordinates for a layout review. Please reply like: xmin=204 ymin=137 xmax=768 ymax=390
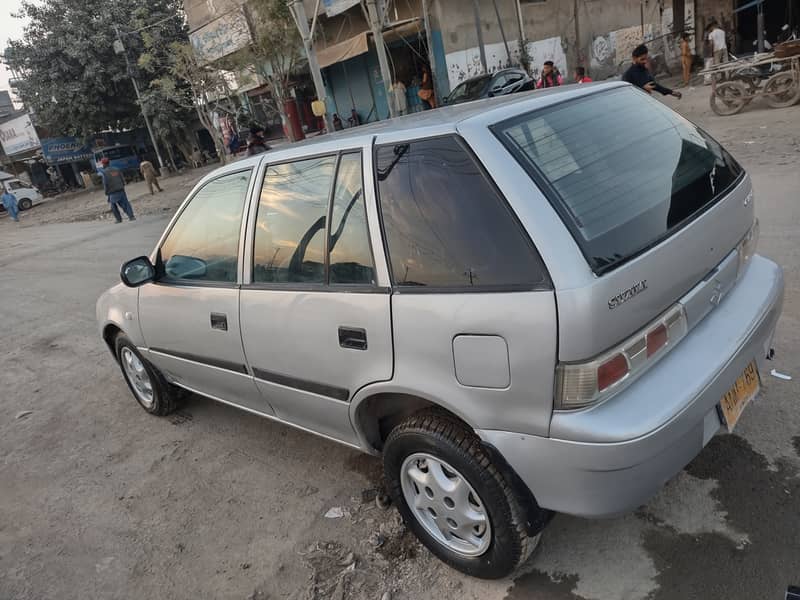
xmin=0 ymin=113 xmax=41 ymax=156
xmin=41 ymin=136 xmax=94 ymax=165
xmin=190 ymin=9 xmax=252 ymax=63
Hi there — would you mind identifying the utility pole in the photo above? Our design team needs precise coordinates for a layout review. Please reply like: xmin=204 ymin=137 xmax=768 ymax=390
xmin=289 ymin=0 xmax=334 ymax=132
xmin=573 ymin=0 xmax=582 ymax=66
xmin=471 ymin=0 xmax=488 ymax=73
xmin=491 ymin=0 xmax=510 ymax=66
xmin=421 ymin=0 xmax=441 ymax=104
xmin=757 ymin=1 xmax=765 ymax=53
xmin=113 ymin=25 xmax=165 ymax=171
xmin=365 ymin=0 xmax=397 ymax=117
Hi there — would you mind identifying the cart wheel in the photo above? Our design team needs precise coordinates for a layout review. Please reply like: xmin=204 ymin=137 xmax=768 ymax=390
xmin=764 ymin=73 xmax=800 ymax=108
xmin=731 ymin=76 xmax=759 ymax=103
xmin=710 ymin=81 xmax=748 ymax=116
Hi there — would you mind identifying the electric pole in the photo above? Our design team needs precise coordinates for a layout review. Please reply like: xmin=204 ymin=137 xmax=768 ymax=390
xmin=471 ymin=0 xmax=488 ymax=73
xmin=289 ymin=0 xmax=334 ymax=133
xmin=365 ymin=0 xmax=397 ymax=117
xmin=113 ymin=24 xmax=165 ymax=171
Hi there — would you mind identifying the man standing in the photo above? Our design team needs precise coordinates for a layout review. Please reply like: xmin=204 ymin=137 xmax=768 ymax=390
xmin=680 ymin=33 xmax=693 ymax=86
xmin=1 ymin=188 xmax=19 ymax=222
xmin=708 ymin=22 xmax=728 ymax=65
xmin=623 ymin=44 xmax=683 ymax=99
xmin=99 ymin=157 xmax=135 ymax=223
xmin=139 ymin=159 xmax=163 ymax=195
xmin=536 ymin=61 xmax=563 ymax=88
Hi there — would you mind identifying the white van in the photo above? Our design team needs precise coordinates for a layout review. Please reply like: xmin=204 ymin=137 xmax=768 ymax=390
xmin=0 ymin=170 xmax=43 ymax=212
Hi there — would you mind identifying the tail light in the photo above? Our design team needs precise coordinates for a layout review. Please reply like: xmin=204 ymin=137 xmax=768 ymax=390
xmin=555 ymin=304 xmax=688 ymax=410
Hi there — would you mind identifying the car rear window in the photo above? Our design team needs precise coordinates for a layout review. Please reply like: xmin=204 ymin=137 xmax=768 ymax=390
xmin=492 ymin=86 xmax=743 ymax=274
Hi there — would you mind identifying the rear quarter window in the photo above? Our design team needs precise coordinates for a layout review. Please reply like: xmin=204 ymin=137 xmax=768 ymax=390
xmin=375 ymin=135 xmax=549 ymax=290
xmin=492 ymin=87 xmax=743 ymax=274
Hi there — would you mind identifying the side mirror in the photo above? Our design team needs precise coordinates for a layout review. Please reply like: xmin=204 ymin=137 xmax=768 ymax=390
xmin=121 ymin=256 xmax=155 ymax=287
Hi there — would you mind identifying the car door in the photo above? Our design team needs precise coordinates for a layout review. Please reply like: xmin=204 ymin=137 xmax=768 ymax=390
xmin=137 ymin=168 xmax=272 ymax=415
xmin=239 ymin=150 xmax=393 ymax=445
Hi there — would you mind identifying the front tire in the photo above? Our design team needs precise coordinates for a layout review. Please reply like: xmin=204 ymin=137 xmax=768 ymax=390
xmin=18 ymin=198 xmax=32 ymax=210
xmin=383 ymin=412 xmax=542 ymax=579
xmin=114 ymin=333 xmax=179 ymax=416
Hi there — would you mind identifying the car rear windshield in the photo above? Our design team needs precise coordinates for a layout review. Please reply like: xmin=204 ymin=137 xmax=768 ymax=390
xmin=448 ymin=75 xmax=491 ymax=103
xmin=492 ymin=86 xmax=743 ymax=274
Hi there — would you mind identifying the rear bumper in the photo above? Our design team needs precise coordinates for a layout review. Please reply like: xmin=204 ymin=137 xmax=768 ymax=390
xmin=478 ymin=254 xmax=784 ymax=518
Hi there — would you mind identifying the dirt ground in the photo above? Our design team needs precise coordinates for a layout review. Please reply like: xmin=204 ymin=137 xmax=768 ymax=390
xmin=1 ymin=80 xmax=799 ymax=600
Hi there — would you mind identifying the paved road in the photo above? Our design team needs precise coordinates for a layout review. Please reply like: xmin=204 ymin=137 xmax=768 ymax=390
xmin=1 ymin=87 xmax=798 ymax=600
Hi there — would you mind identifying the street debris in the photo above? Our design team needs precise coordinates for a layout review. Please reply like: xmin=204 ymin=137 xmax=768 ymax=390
xmin=324 ymin=506 xmax=349 ymax=519
xmin=15 ymin=410 xmax=33 ymax=420
xmin=770 ymin=369 xmax=793 ymax=380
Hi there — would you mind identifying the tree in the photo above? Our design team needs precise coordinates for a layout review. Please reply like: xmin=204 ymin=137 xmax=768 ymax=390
xmin=6 ymin=0 xmax=191 ymax=144
xmin=243 ymin=0 xmax=303 ymax=141
xmin=153 ymin=42 xmax=240 ymax=165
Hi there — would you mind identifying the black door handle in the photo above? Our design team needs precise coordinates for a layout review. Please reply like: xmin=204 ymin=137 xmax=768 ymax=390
xmin=338 ymin=326 xmax=367 ymax=350
xmin=210 ymin=313 xmax=228 ymax=331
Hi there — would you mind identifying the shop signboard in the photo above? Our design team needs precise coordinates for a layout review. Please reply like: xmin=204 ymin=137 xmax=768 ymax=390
xmin=190 ymin=9 xmax=252 ymax=64
xmin=41 ymin=136 xmax=94 ymax=165
xmin=0 ymin=113 xmax=41 ymax=156
xmin=323 ymin=0 xmax=360 ymax=17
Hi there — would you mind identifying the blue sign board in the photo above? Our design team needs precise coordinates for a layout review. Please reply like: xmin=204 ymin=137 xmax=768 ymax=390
xmin=41 ymin=137 xmax=94 ymax=165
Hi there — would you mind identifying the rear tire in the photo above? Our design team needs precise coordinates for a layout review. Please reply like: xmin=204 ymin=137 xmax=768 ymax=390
xmin=383 ymin=412 xmax=543 ymax=579
xmin=114 ymin=333 xmax=180 ymax=416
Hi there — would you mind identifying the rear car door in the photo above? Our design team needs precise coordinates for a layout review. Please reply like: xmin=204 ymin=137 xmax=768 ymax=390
xmin=138 ymin=168 xmax=271 ymax=414
xmin=239 ymin=151 xmax=392 ymax=445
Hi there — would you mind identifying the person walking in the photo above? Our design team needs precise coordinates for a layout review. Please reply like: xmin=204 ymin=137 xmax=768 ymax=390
xmin=139 ymin=159 xmax=163 ymax=195
xmin=708 ymin=21 xmax=728 ymax=65
xmin=191 ymin=147 xmax=203 ymax=168
xmin=536 ymin=61 xmax=563 ymax=88
xmin=99 ymin=157 xmax=135 ymax=223
xmin=575 ymin=66 xmax=593 ymax=84
xmin=680 ymin=33 xmax=693 ymax=85
xmin=1 ymin=188 xmax=19 ymax=222
xmin=622 ymin=44 xmax=683 ymax=99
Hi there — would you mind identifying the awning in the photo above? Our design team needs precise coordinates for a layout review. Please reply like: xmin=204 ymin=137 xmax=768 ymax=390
xmin=315 ymin=18 xmax=424 ymax=69
xmin=316 ymin=32 xmax=369 ymax=68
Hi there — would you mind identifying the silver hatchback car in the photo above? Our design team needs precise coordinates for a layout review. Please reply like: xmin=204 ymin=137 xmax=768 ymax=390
xmin=97 ymin=82 xmax=783 ymax=579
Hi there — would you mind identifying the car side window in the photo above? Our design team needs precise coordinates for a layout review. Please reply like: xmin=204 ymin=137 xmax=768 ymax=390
xmin=329 ymin=153 xmax=375 ymax=285
xmin=375 ymin=136 xmax=548 ymax=289
xmin=253 ymin=156 xmax=336 ymax=284
xmin=158 ymin=170 xmax=251 ymax=284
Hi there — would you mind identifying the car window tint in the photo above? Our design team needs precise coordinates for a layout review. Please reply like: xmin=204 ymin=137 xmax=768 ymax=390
xmin=159 ymin=170 xmax=251 ymax=283
xmin=253 ymin=156 xmax=336 ymax=284
xmin=329 ymin=153 xmax=375 ymax=285
xmin=375 ymin=136 xmax=547 ymax=289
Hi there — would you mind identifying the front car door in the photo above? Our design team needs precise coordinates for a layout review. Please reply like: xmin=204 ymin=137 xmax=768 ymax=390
xmin=239 ymin=150 xmax=393 ymax=446
xmin=137 ymin=168 xmax=271 ymax=414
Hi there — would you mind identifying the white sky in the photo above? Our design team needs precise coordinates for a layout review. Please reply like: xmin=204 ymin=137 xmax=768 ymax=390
xmin=0 ymin=0 xmax=29 ymax=105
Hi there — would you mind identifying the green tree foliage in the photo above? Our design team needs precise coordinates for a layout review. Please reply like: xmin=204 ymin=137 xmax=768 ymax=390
xmin=6 ymin=0 xmax=189 ymax=142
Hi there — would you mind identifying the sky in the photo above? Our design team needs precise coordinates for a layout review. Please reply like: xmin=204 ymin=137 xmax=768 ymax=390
xmin=0 ymin=0 xmax=28 ymax=105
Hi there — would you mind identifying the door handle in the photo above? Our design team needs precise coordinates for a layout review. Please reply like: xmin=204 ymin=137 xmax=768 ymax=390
xmin=210 ymin=312 xmax=228 ymax=331
xmin=338 ymin=326 xmax=367 ymax=350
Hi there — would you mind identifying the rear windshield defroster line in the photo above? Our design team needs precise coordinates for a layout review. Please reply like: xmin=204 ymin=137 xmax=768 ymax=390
xmin=491 ymin=87 xmax=744 ymax=275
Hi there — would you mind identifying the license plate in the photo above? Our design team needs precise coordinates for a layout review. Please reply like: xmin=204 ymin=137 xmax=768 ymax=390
xmin=719 ymin=361 xmax=760 ymax=431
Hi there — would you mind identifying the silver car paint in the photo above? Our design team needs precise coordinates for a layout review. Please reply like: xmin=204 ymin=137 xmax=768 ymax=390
xmin=97 ymin=83 xmax=784 ymax=520
xmin=480 ymin=255 xmax=783 ymax=517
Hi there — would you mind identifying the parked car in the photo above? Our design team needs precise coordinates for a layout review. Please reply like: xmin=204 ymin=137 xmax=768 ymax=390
xmin=0 ymin=170 xmax=43 ymax=212
xmin=97 ymin=82 xmax=783 ymax=579
xmin=444 ymin=68 xmax=534 ymax=105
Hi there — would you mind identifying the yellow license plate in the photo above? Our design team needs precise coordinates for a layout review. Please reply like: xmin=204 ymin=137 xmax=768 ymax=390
xmin=719 ymin=361 xmax=760 ymax=431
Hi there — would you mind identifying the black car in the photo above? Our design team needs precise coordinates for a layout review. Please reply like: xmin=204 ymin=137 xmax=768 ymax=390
xmin=444 ymin=68 xmax=534 ymax=105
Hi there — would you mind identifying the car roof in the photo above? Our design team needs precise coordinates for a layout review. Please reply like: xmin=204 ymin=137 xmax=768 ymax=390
xmin=208 ymin=81 xmax=627 ymax=177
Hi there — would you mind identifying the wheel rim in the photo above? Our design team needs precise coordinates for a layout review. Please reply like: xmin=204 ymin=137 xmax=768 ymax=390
xmin=400 ymin=452 xmax=492 ymax=557
xmin=120 ymin=347 xmax=154 ymax=408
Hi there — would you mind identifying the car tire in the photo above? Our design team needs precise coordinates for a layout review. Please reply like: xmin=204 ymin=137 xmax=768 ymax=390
xmin=114 ymin=333 xmax=180 ymax=416
xmin=18 ymin=198 xmax=32 ymax=210
xmin=383 ymin=411 xmax=541 ymax=579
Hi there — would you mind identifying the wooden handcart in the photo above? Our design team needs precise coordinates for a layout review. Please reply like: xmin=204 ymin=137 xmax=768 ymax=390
xmin=702 ymin=52 xmax=800 ymax=116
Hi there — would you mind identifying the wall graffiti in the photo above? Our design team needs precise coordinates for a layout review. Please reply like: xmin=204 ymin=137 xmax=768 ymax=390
xmin=445 ymin=36 xmax=566 ymax=91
